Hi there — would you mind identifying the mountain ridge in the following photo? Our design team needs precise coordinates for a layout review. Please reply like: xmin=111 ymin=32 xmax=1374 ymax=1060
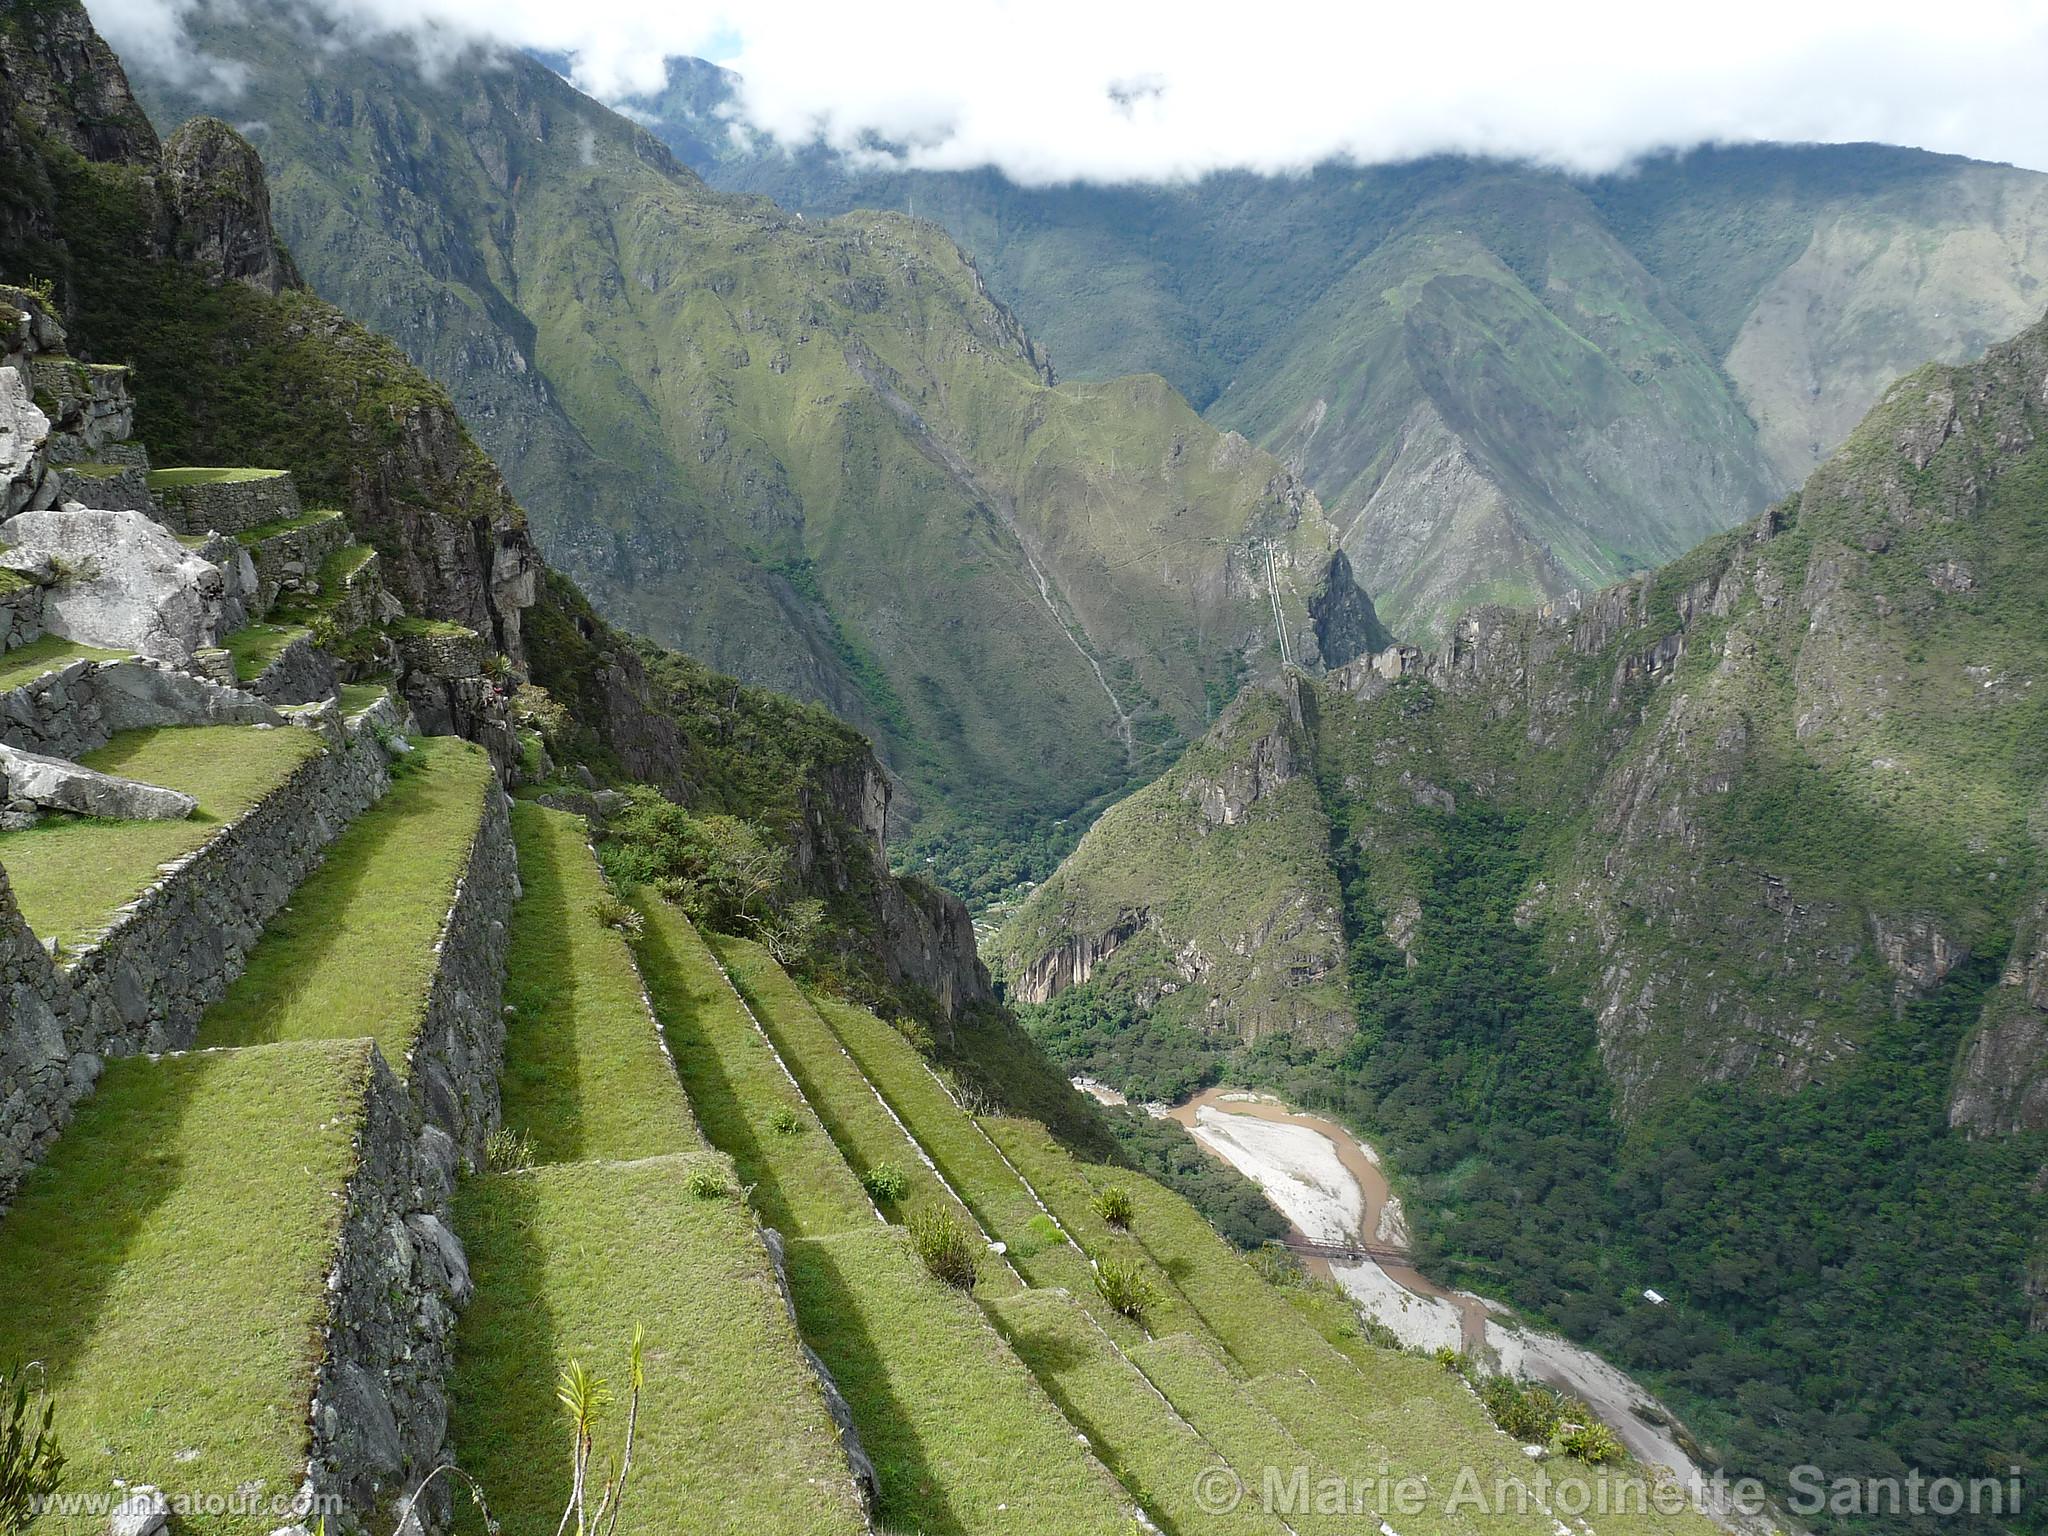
xmin=647 ymin=82 xmax=2048 ymax=639
xmin=997 ymin=299 xmax=2048 ymax=1529
xmin=126 ymin=17 xmax=1379 ymax=896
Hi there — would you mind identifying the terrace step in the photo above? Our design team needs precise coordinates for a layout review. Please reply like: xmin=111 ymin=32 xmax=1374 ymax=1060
xmin=50 ymin=458 xmax=152 ymax=511
xmin=1124 ymin=1334 xmax=1328 ymax=1530
xmin=985 ymin=1116 xmax=1576 ymax=1536
xmin=238 ymin=510 xmax=354 ymax=616
xmin=628 ymin=899 xmax=881 ymax=1238
xmin=0 ymin=1038 xmax=403 ymax=1534
xmin=630 ymin=901 xmax=1133 ymax=1533
xmin=437 ymin=803 xmax=874 ymax=1536
xmin=193 ymin=736 xmax=507 ymax=1142
xmin=220 ymin=621 xmax=335 ymax=703
xmin=148 ymin=466 xmax=302 ymax=537
xmin=709 ymin=932 xmax=1022 ymax=1297
xmin=786 ymin=1228 xmax=1135 ymax=1536
xmin=452 ymin=1154 xmax=871 ymax=1536
xmin=496 ymin=803 xmax=702 ymax=1166
xmin=989 ymin=1288 xmax=1292 ymax=1536
xmin=807 ymin=990 xmax=1168 ymax=1342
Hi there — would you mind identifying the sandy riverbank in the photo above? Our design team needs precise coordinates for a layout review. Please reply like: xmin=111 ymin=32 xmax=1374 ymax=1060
xmin=1134 ymin=1082 xmax=1749 ymax=1526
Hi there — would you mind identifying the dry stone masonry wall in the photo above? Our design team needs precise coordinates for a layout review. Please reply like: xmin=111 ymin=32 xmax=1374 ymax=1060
xmin=151 ymin=470 xmax=303 ymax=536
xmin=402 ymin=778 xmax=515 ymax=1165
xmin=303 ymin=1047 xmax=474 ymax=1536
xmin=0 ymin=656 xmax=283 ymax=760
xmin=0 ymin=706 xmax=396 ymax=1208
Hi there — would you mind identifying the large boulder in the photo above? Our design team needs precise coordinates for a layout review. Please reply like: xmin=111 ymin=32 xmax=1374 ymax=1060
xmin=0 ymin=741 xmax=195 ymax=821
xmin=0 ymin=507 xmax=225 ymax=664
xmin=0 ymin=365 xmax=54 ymax=519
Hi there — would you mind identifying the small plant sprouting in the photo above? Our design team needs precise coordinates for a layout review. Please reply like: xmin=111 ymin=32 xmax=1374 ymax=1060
xmin=1433 ymin=1345 xmax=1463 ymax=1372
xmin=765 ymin=1104 xmax=804 ymax=1136
xmin=1561 ymin=1419 xmax=1624 ymax=1465
xmin=1 ymin=1364 xmax=64 ymax=1533
xmin=483 ymin=1126 xmax=534 ymax=1173
xmin=908 ymin=1205 xmax=979 ymax=1290
xmin=859 ymin=1162 xmax=911 ymax=1204
xmin=590 ymin=893 xmax=644 ymax=938
xmin=1092 ymin=1249 xmax=1157 ymax=1323
xmin=682 ymin=1163 xmax=729 ymax=1199
xmin=555 ymin=1327 xmax=645 ymax=1536
xmin=1091 ymin=1184 xmax=1135 ymax=1230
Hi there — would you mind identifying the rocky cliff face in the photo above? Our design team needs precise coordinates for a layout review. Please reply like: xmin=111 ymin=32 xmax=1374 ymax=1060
xmin=997 ymin=675 xmax=1350 ymax=1043
xmin=1013 ymin=305 xmax=2048 ymax=1123
xmin=525 ymin=574 xmax=992 ymax=1015
xmin=1953 ymin=896 xmax=2048 ymax=1135
xmin=160 ymin=116 xmax=298 ymax=294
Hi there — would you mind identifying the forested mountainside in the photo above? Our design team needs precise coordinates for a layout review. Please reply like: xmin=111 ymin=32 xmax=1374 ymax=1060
xmin=126 ymin=11 xmax=1388 ymax=902
xmin=1000 ymin=304 xmax=2048 ymax=1529
xmin=637 ymin=64 xmax=2048 ymax=639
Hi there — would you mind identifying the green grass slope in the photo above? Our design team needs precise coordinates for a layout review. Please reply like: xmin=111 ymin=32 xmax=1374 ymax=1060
xmin=0 ymin=1040 xmax=376 ymax=1533
xmin=630 ymin=899 xmax=1135 ymax=1532
xmin=0 ymin=723 xmax=322 ymax=950
xmin=452 ymin=809 xmax=865 ymax=1535
xmin=197 ymin=737 xmax=496 ymax=1061
xmin=498 ymin=803 xmax=700 ymax=1163
xmin=452 ymin=1158 xmax=868 ymax=1536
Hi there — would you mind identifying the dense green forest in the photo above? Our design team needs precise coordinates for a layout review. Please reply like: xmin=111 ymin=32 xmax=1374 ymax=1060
xmin=1248 ymin=800 xmax=2048 ymax=1535
xmin=1029 ymin=796 xmax=2048 ymax=1531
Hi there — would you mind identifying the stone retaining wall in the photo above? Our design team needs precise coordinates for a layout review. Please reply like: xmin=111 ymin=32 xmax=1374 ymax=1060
xmin=395 ymin=624 xmax=485 ymax=680
xmin=0 ymin=656 xmax=282 ymax=759
xmin=152 ymin=470 xmax=302 ymax=536
xmin=0 ymin=577 xmax=41 ymax=652
xmin=249 ymin=632 xmax=339 ymax=705
xmin=0 ymin=712 xmax=392 ymax=1208
xmin=403 ymin=781 xmax=515 ymax=1165
xmin=327 ymin=549 xmax=384 ymax=636
xmin=247 ymin=513 xmax=352 ymax=615
xmin=302 ymin=1046 xmax=473 ymax=1536
xmin=0 ymin=866 xmax=69 ymax=1208
xmin=54 ymin=462 xmax=151 ymax=511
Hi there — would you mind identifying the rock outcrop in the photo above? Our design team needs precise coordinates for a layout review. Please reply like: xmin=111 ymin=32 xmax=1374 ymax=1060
xmin=161 ymin=116 xmax=298 ymax=295
xmin=1 ymin=506 xmax=224 ymax=664
xmin=0 ymin=741 xmax=194 ymax=823
xmin=0 ymin=364 xmax=54 ymax=517
xmin=1951 ymin=896 xmax=2048 ymax=1136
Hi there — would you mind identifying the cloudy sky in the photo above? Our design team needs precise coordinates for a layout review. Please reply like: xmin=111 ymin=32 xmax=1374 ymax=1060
xmin=88 ymin=0 xmax=2048 ymax=182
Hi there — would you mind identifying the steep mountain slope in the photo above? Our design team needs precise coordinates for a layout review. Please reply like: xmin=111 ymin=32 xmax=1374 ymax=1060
xmin=660 ymin=90 xmax=2048 ymax=637
xmin=128 ymin=16 xmax=1373 ymax=884
xmin=0 ymin=0 xmax=1012 ymax=1038
xmin=999 ymin=306 xmax=2048 ymax=1529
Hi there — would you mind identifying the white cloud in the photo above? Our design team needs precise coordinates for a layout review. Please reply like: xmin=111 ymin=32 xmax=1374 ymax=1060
xmin=88 ymin=0 xmax=2048 ymax=182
